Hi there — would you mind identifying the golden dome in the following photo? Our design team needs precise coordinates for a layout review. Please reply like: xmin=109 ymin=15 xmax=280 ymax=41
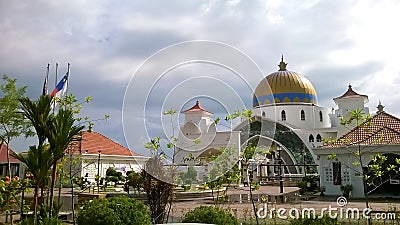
xmin=253 ymin=57 xmax=318 ymax=107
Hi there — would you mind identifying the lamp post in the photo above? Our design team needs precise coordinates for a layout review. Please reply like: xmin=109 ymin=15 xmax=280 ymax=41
xmin=277 ymin=146 xmax=284 ymax=194
xmin=97 ymin=150 xmax=101 ymax=193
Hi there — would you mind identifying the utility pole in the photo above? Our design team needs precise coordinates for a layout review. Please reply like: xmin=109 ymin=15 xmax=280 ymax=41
xmin=97 ymin=150 xmax=101 ymax=193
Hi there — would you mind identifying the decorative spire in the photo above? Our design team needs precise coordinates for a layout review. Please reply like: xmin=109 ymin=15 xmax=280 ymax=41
xmin=278 ymin=54 xmax=287 ymax=71
xmin=377 ymin=100 xmax=385 ymax=112
xmin=348 ymin=84 xmax=352 ymax=90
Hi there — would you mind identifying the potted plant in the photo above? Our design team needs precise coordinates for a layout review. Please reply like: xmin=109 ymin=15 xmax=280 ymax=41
xmin=340 ymin=184 xmax=353 ymax=198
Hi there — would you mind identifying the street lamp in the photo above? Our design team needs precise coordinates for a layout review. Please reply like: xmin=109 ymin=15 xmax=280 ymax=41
xmin=97 ymin=150 xmax=101 ymax=193
xmin=277 ymin=146 xmax=284 ymax=193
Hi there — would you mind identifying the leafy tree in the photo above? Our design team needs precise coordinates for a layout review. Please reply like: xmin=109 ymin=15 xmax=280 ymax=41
xmin=179 ymin=166 xmax=197 ymax=185
xmin=12 ymin=145 xmax=54 ymax=224
xmin=0 ymin=75 xmax=33 ymax=177
xmin=47 ymin=107 xmax=84 ymax=212
xmin=19 ymin=95 xmax=53 ymax=147
xmin=126 ymin=170 xmax=143 ymax=195
xmin=140 ymin=156 xmax=174 ymax=224
xmin=105 ymin=167 xmax=124 ymax=186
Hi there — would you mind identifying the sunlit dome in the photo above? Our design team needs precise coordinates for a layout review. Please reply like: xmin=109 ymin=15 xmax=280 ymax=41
xmin=253 ymin=56 xmax=318 ymax=107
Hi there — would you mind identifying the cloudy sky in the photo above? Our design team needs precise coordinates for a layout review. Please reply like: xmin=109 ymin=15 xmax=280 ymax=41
xmin=1 ymin=0 xmax=400 ymax=155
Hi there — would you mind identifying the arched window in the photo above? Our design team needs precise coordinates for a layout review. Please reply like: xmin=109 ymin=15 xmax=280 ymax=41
xmin=301 ymin=109 xmax=305 ymax=121
xmin=309 ymin=134 xmax=314 ymax=142
xmin=316 ymin=134 xmax=322 ymax=142
xmin=319 ymin=111 xmax=323 ymax=122
xmin=262 ymin=111 xmax=266 ymax=117
xmin=281 ymin=110 xmax=286 ymax=121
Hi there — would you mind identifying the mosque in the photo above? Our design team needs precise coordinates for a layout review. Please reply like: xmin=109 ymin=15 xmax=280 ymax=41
xmin=176 ymin=56 xmax=400 ymax=198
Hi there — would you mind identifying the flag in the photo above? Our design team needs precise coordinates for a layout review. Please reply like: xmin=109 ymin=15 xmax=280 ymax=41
xmin=50 ymin=73 xmax=68 ymax=98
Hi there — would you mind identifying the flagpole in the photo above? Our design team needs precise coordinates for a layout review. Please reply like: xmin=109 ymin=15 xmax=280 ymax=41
xmin=42 ymin=63 xmax=50 ymax=95
xmin=53 ymin=63 xmax=58 ymax=112
xmin=66 ymin=63 xmax=70 ymax=97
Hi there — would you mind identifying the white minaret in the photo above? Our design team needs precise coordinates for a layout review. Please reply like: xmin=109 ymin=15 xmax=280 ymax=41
xmin=181 ymin=100 xmax=216 ymax=137
xmin=332 ymin=84 xmax=369 ymax=137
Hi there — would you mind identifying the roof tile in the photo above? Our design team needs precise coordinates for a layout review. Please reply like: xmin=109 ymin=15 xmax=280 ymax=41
xmin=67 ymin=131 xmax=142 ymax=156
xmin=322 ymin=111 xmax=400 ymax=148
xmin=0 ymin=144 xmax=20 ymax=163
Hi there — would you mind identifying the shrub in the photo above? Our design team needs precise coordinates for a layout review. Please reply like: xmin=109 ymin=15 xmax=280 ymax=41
xmin=298 ymin=181 xmax=308 ymax=194
xmin=77 ymin=196 xmax=151 ymax=225
xmin=182 ymin=206 xmax=239 ymax=225
xmin=290 ymin=215 xmax=338 ymax=225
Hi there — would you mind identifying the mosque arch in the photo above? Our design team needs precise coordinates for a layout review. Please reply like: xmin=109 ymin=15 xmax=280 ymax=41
xmin=182 ymin=122 xmax=200 ymax=138
xmin=235 ymin=116 xmax=316 ymax=174
xmin=207 ymin=123 xmax=216 ymax=133
xmin=242 ymin=134 xmax=300 ymax=174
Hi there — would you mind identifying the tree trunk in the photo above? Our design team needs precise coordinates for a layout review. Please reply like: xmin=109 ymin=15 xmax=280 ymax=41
xmin=33 ymin=184 xmax=39 ymax=225
xmin=249 ymin=181 xmax=259 ymax=225
xmin=49 ymin=161 xmax=58 ymax=216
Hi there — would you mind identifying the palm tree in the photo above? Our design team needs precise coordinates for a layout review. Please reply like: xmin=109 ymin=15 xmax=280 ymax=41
xmin=19 ymin=95 xmax=53 ymax=146
xmin=47 ymin=108 xmax=84 ymax=213
xmin=12 ymin=145 xmax=53 ymax=225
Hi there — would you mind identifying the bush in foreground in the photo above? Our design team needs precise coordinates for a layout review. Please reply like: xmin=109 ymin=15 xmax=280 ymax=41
xmin=77 ymin=196 xmax=151 ymax=225
xmin=182 ymin=206 xmax=239 ymax=225
xmin=290 ymin=214 xmax=338 ymax=225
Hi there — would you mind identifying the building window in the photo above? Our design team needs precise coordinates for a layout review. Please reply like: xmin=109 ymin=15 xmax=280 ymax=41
xmin=281 ymin=110 xmax=286 ymax=121
xmin=316 ymin=134 xmax=322 ymax=142
xmin=309 ymin=134 xmax=314 ymax=142
xmin=301 ymin=110 xmax=305 ymax=121
xmin=319 ymin=111 xmax=323 ymax=122
xmin=324 ymin=167 xmax=333 ymax=182
xmin=262 ymin=111 xmax=266 ymax=117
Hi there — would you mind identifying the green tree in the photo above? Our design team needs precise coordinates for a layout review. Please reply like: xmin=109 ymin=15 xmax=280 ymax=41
xmin=105 ymin=167 xmax=123 ymax=186
xmin=19 ymin=95 xmax=53 ymax=147
xmin=140 ymin=153 xmax=174 ymax=224
xmin=12 ymin=145 xmax=54 ymax=225
xmin=180 ymin=166 xmax=197 ymax=185
xmin=126 ymin=170 xmax=144 ymax=195
xmin=0 ymin=75 xmax=33 ymax=178
xmin=47 ymin=107 xmax=84 ymax=215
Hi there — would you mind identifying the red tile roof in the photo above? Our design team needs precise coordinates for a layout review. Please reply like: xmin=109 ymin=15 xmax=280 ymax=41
xmin=182 ymin=100 xmax=213 ymax=114
xmin=0 ymin=144 xmax=20 ymax=163
xmin=333 ymin=85 xmax=368 ymax=100
xmin=323 ymin=111 xmax=400 ymax=147
xmin=67 ymin=131 xmax=142 ymax=156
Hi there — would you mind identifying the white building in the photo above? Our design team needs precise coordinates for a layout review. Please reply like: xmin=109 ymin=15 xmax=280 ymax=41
xmin=67 ymin=130 xmax=148 ymax=183
xmin=178 ymin=56 xmax=400 ymax=197
xmin=175 ymin=101 xmax=241 ymax=182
